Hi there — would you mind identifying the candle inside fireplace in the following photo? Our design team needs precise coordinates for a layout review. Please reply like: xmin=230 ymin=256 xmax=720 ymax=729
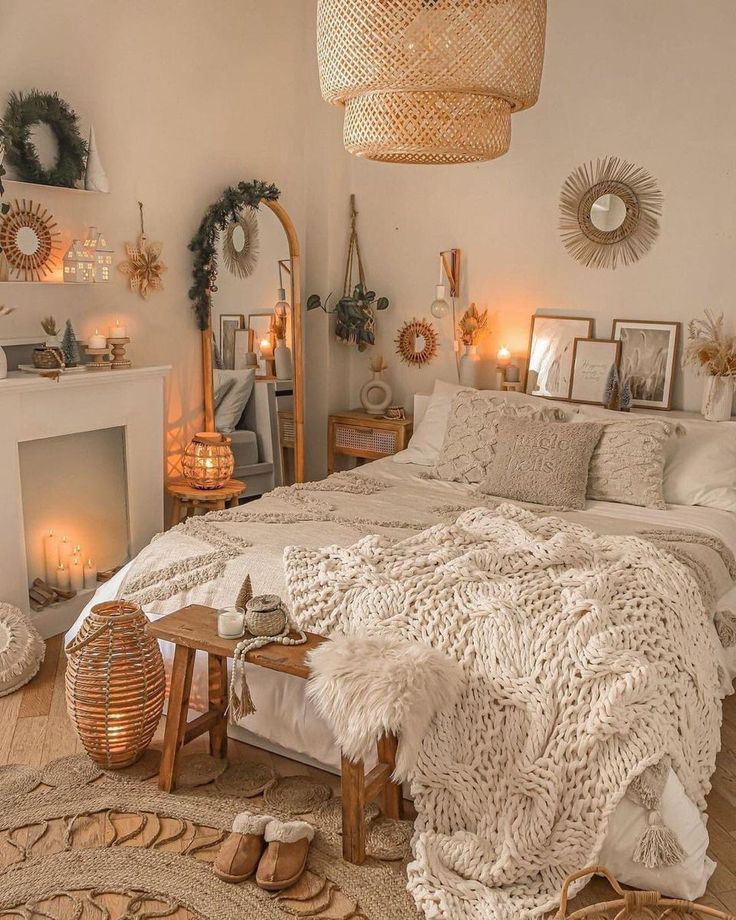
xmin=57 ymin=563 xmax=71 ymax=592
xmin=83 ymin=559 xmax=98 ymax=589
xmin=43 ymin=529 xmax=59 ymax=585
xmin=69 ymin=556 xmax=84 ymax=592
xmin=58 ymin=536 xmax=74 ymax=565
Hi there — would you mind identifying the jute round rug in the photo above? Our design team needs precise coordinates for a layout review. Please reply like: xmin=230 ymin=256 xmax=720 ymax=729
xmin=0 ymin=754 xmax=420 ymax=919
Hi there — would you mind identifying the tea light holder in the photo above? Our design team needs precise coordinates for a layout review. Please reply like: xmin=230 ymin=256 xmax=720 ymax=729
xmin=85 ymin=344 xmax=111 ymax=371
xmin=217 ymin=606 xmax=245 ymax=639
xmin=107 ymin=336 xmax=131 ymax=370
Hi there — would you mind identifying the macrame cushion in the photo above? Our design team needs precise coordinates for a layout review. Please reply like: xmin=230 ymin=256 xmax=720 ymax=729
xmin=0 ymin=603 xmax=45 ymax=697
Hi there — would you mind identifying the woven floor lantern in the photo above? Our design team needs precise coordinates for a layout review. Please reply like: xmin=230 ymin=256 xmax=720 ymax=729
xmin=182 ymin=432 xmax=235 ymax=490
xmin=317 ymin=0 xmax=547 ymax=164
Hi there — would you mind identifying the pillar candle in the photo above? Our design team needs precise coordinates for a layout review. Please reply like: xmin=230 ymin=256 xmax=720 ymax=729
xmin=83 ymin=559 xmax=98 ymax=589
xmin=110 ymin=319 xmax=128 ymax=339
xmin=495 ymin=368 xmax=506 ymax=390
xmin=58 ymin=537 xmax=74 ymax=565
xmin=57 ymin=563 xmax=71 ymax=592
xmin=43 ymin=529 xmax=59 ymax=585
xmin=505 ymin=364 xmax=520 ymax=383
xmin=88 ymin=329 xmax=107 ymax=349
xmin=69 ymin=556 xmax=84 ymax=592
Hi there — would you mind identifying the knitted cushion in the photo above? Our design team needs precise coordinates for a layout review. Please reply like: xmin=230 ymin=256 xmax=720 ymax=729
xmin=0 ymin=603 xmax=45 ymax=697
xmin=432 ymin=389 xmax=567 ymax=484
xmin=481 ymin=418 xmax=603 ymax=510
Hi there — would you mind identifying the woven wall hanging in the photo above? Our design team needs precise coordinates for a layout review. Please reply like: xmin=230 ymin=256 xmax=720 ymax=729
xmin=222 ymin=210 xmax=259 ymax=279
xmin=317 ymin=0 xmax=547 ymax=164
xmin=0 ymin=199 xmax=61 ymax=281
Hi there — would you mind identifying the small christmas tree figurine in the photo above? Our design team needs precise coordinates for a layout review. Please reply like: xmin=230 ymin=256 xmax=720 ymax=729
xmin=60 ymin=319 xmax=81 ymax=367
xmin=602 ymin=363 xmax=621 ymax=410
xmin=620 ymin=377 xmax=633 ymax=412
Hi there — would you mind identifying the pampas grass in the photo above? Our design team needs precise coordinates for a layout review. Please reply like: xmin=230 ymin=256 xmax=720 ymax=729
xmin=684 ymin=309 xmax=736 ymax=377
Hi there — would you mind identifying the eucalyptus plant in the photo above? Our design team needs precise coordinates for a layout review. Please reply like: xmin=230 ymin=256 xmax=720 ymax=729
xmin=307 ymin=284 xmax=389 ymax=352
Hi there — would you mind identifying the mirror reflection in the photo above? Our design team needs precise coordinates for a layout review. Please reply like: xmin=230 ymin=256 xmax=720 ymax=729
xmin=211 ymin=205 xmax=297 ymax=493
xmin=590 ymin=193 xmax=627 ymax=232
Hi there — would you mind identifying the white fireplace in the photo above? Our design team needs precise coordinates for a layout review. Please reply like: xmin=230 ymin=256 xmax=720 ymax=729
xmin=0 ymin=366 xmax=170 ymax=632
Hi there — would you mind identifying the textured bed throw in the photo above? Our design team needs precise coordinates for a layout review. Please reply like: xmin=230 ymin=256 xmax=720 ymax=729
xmin=284 ymin=503 xmax=723 ymax=920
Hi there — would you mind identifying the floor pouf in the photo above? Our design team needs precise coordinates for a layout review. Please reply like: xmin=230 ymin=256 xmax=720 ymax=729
xmin=0 ymin=602 xmax=45 ymax=697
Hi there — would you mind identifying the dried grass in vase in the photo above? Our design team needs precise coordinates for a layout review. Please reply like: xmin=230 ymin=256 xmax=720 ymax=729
xmin=458 ymin=303 xmax=489 ymax=346
xmin=683 ymin=309 xmax=736 ymax=377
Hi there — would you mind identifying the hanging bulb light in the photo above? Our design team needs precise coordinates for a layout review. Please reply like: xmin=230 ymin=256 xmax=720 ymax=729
xmin=430 ymin=255 xmax=450 ymax=318
xmin=274 ymin=260 xmax=290 ymax=319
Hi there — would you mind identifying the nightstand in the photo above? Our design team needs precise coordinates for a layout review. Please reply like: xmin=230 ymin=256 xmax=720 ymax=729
xmin=327 ymin=410 xmax=413 ymax=474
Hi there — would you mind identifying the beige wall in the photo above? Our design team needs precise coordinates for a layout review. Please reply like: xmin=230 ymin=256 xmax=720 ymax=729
xmin=331 ymin=0 xmax=736 ymax=418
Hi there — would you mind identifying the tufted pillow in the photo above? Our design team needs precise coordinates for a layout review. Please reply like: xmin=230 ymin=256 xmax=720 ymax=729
xmin=214 ymin=368 xmax=256 ymax=433
xmin=583 ymin=417 xmax=679 ymax=509
xmin=482 ymin=418 xmax=603 ymax=509
xmin=432 ymin=389 xmax=567 ymax=484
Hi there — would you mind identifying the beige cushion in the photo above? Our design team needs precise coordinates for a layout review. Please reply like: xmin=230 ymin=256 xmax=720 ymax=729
xmin=0 ymin=603 xmax=45 ymax=698
xmin=481 ymin=418 xmax=603 ymax=509
xmin=432 ymin=389 xmax=567 ymax=484
xmin=214 ymin=368 xmax=255 ymax=433
xmin=582 ymin=417 xmax=678 ymax=509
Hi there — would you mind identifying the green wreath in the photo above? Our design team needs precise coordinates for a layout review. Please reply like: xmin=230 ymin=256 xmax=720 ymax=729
xmin=188 ymin=180 xmax=280 ymax=330
xmin=2 ymin=90 xmax=87 ymax=187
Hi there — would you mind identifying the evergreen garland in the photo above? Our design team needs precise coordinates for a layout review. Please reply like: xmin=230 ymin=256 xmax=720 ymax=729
xmin=0 ymin=128 xmax=11 ymax=250
xmin=188 ymin=180 xmax=280 ymax=330
xmin=2 ymin=90 xmax=88 ymax=187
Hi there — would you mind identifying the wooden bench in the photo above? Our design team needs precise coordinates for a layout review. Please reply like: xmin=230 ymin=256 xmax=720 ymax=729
xmin=147 ymin=604 xmax=403 ymax=864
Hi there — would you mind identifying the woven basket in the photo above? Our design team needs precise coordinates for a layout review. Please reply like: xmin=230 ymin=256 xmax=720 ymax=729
xmin=556 ymin=866 xmax=736 ymax=920
xmin=65 ymin=601 xmax=166 ymax=769
xmin=317 ymin=0 xmax=547 ymax=164
xmin=245 ymin=595 xmax=287 ymax=637
xmin=32 ymin=346 xmax=64 ymax=369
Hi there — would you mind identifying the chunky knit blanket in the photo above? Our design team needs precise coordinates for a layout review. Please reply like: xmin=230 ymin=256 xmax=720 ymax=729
xmin=284 ymin=503 xmax=723 ymax=920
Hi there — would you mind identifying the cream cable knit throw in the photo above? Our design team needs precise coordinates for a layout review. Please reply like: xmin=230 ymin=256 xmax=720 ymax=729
xmin=284 ymin=503 xmax=723 ymax=920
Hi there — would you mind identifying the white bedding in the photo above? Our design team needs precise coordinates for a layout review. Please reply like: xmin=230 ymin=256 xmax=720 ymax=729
xmin=67 ymin=456 xmax=736 ymax=902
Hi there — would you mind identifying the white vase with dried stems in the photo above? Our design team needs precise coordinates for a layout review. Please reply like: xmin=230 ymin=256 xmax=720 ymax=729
xmin=457 ymin=303 xmax=489 ymax=389
xmin=684 ymin=309 xmax=736 ymax=421
xmin=0 ymin=304 xmax=16 ymax=379
xmin=359 ymin=354 xmax=392 ymax=416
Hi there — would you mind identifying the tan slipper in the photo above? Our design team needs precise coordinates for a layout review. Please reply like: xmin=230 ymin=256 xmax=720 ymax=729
xmin=214 ymin=813 xmax=273 ymax=883
xmin=256 ymin=819 xmax=315 ymax=891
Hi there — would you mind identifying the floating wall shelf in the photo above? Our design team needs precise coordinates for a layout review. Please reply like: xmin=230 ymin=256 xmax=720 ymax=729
xmin=5 ymin=178 xmax=105 ymax=195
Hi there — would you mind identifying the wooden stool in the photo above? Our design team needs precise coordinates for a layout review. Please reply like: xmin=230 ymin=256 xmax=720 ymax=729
xmin=167 ymin=478 xmax=246 ymax=528
xmin=147 ymin=604 xmax=404 ymax=865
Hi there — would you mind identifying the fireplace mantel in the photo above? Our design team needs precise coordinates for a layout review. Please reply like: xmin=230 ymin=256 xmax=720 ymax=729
xmin=0 ymin=366 xmax=171 ymax=626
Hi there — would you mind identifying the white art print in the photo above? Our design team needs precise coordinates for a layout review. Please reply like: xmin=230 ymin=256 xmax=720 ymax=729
xmin=569 ymin=338 xmax=621 ymax=404
xmin=613 ymin=320 xmax=680 ymax=409
xmin=526 ymin=315 xmax=594 ymax=399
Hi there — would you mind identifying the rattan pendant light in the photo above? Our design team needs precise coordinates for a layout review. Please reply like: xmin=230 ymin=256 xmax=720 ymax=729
xmin=317 ymin=0 xmax=547 ymax=165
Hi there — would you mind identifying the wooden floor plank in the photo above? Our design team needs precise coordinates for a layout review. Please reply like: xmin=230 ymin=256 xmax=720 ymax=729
xmin=708 ymin=819 xmax=736 ymax=875
xmin=0 ymin=690 xmax=23 ymax=765
xmin=41 ymin=638 xmax=80 ymax=763
xmin=8 ymin=714 xmax=48 ymax=767
xmin=18 ymin=633 xmax=62 ymax=719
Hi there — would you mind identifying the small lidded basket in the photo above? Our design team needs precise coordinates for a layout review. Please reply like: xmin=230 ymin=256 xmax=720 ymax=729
xmin=32 ymin=346 xmax=64 ymax=369
xmin=245 ymin=594 xmax=288 ymax=637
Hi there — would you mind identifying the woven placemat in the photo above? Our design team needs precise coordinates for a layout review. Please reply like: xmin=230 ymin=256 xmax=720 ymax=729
xmin=215 ymin=761 xmax=276 ymax=798
xmin=0 ymin=764 xmax=42 ymax=796
xmin=263 ymin=775 xmax=332 ymax=815
xmin=41 ymin=754 xmax=102 ymax=787
xmin=313 ymin=796 xmax=380 ymax=834
xmin=176 ymin=753 xmax=228 ymax=788
xmin=103 ymin=748 xmax=162 ymax=782
xmin=366 ymin=819 xmax=413 ymax=861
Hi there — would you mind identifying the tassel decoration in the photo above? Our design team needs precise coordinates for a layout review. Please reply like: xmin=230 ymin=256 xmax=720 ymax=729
xmin=633 ymin=810 xmax=685 ymax=869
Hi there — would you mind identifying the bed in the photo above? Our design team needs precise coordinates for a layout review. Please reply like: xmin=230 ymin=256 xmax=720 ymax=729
xmin=67 ymin=386 xmax=736 ymax=919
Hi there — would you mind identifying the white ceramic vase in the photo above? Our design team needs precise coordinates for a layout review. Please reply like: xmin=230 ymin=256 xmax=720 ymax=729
xmin=702 ymin=375 xmax=734 ymax=421
xmin=360 ymin=371 xmax=392 ymax=416
xmin=0 ymin=345 xmax=6 ymax=380
xmin=458 ymin=344 xmax=482 ymax=388
xmin=274 ymin=339 xmax=292 ymax=381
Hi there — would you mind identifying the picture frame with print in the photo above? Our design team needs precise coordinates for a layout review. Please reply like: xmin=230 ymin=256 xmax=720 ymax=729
xmin=525 ymin=315 xmax=595 ymax=400
xmin=218 ymin=313 xmax=244 ymax=370
xmin=612 ymin=319 xmax=680 ymax=410
xmin=568 ymin=338 xmax=621 ymax=405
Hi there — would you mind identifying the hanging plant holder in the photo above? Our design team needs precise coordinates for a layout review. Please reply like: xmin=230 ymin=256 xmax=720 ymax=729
xmin=317 ymin=0 xmax=547 ymax=165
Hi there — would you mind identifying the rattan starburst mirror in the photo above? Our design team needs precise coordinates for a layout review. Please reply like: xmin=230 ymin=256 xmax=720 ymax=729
xmin=395 ymin=317 xmax=439 ymax=367
xmin=0 ymin=199 xmax=61 ymax=281
xmin=559 ymin=157 xmax=663 ymax=270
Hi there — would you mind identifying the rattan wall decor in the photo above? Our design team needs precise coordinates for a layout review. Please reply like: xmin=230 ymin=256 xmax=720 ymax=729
xmin=395 ymin=317 xmax=439 ymax=367
xmin=559 ymin=157 xmax=664 ymax=270
xmin=0 ymin=199 xmax=61 ymax=281
xmin=317 ymin=0 xmax=547 ymax=164
xmin=65 ymin=601 xmax=166 ymax=769
xmin=222 ymin=210 xmax=259 ymax=279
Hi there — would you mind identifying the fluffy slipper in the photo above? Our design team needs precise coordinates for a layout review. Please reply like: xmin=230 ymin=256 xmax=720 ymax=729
xmin=256 ymin=819 xmax=315 ymax=891
xmin=214 ymin=813 xmax=274 ymax=883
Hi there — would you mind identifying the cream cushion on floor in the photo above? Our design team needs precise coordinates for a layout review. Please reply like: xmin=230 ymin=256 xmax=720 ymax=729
xmin=0 ymin=603 xmax=45 ymax=697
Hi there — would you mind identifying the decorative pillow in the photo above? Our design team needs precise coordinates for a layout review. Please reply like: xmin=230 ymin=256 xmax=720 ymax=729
xmin=0 ymin=603 xmax=45 ymax=698
xmin=214 ymin=368 xmax=255 ymax=433
xmin=584 ymin=417 xmax=678 ymax=509
xmin=663 ymin=420 xmax=736 ymax=512
xmin=481 ymin=418 xmax=603 ymax=509
xmin=432 ymin=389 xmax=567 ymax=484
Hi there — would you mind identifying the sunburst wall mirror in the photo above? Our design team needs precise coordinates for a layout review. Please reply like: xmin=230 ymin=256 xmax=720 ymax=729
xmin=559 ymin=157 xmax=663 ymax=270
xmin=395 ymin=317 xmax=439 ymax=368
xmin=0 ymin=199 xmax=61 ymax=281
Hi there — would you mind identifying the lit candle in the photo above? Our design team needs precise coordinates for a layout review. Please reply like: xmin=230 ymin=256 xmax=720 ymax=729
xmin=259 ymin=337 xmax=274 ymax=358
xmin=109 ymin=319 xmax=128 ymax=339
xmin=57 ymin=563 xmax=71 ymax=592
xmin=497 ymin=346 xmax=512 ymax=365
xmin=43 ymin=529 xmax=59 ymax=585
xmin=88 ymin=329 xmax=107 ymax=349
xmin=58 ymin=536 xmax=74 ymax=565
xmin=83 ymin=558 xmax=98 ymax=589
xmin=69 ymin=556 xmax=84 ymax=592
xmin=217 ymin=606 xmax=245 ymax=639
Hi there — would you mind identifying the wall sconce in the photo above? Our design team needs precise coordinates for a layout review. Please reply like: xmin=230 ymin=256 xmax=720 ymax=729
xmin=430 ymin=248 xmax=461 ymax=319
xmin=274 ymin=259 xmax=291 ymax=320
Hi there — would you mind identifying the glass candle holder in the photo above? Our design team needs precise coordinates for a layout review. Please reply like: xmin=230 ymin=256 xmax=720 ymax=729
xmin=217 ymin=606 xmax=245 ymax=639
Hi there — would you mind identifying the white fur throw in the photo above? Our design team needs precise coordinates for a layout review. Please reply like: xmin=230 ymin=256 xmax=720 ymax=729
xmin=307 ymin=636 xmax=463 ymax=781
xmin=284 ymin=503 xmax=722 ymax=920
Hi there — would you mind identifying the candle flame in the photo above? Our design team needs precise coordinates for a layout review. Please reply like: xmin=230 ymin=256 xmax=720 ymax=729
xmin=497 ymin=346 xmax=511 ymax=361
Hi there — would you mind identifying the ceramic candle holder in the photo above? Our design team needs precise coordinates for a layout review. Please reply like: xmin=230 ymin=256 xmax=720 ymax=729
xmin=217 ymin=606 xmax=245 ymax=639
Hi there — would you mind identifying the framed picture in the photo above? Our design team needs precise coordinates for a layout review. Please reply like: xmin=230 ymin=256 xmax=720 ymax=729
xmin=218 ymin=313 xmax=244 ymax=370
xmin=612 ymin=319 xmax=681 ymax=410
xmin=233 ymin=327 xmax=253 ymax=370
xmin=568 ymin=338 xmax=621 ymax=405
xmin=525 ymin=315 xmax=594 ymax=399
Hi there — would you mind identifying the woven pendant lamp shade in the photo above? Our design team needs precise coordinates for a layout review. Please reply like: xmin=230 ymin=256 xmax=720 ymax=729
xmin=65 ymin=602 xmax=165 ymax=769
xmin=317 ymin=0 xmax=547 ymax=164
xmin=182 ymin=432 xmax=235 ymax=490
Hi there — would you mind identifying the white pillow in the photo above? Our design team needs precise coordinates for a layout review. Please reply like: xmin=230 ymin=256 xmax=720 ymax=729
xmin=395 ymin=379 xmax=575 ymax=467
xmin=214 ymin=368 xmax=255 ymax=433
xmin=599 ymin=768 xmax=714 ymax=901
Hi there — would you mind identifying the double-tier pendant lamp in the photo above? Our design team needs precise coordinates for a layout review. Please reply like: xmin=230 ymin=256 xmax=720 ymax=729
xmin=317 ymin=0 xmax=547 ymax=165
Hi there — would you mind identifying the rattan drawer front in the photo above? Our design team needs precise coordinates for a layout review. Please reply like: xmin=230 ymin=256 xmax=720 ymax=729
xmin=335 ymin=423 xmax=397 ymax=455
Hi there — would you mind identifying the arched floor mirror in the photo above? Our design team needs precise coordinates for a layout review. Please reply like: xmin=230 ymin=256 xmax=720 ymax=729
xmin=197 ymin=190 xmax=304 ymax=489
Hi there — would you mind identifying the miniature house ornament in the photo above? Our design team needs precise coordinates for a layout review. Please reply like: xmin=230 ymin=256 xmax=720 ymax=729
xmin=63 ymin=226 xmax=112 ymax=283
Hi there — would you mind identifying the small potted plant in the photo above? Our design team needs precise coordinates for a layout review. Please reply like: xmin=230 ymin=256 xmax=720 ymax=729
xmin=457 ymin=303 xmax=488 ymax=388
xmin=683 ymin=309 xmax=736 ymax=421
xmin=33 ymin=316 xmax=65 ymax=369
